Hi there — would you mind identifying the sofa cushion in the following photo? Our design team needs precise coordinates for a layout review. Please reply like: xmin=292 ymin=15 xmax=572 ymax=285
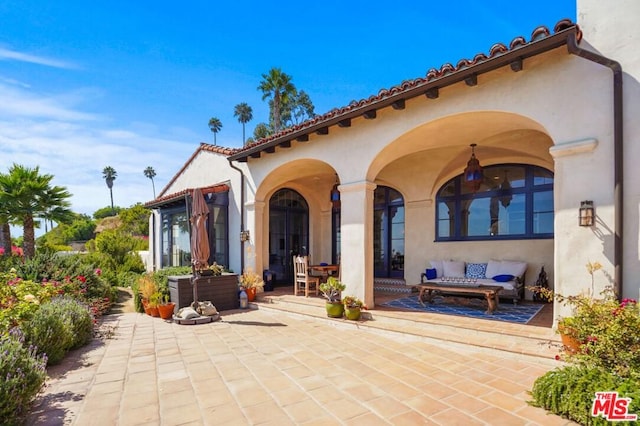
xmin=425 ymin=268 xmax=437 ymax=280
xmin=443 ymin=260 xmax=465 ymax=277
xmin=492 ymin=274 xmax=514 ymax=283
xmin=465 ymin=263 xmax=487 ymax=279
xmin=485 ymin=260 xmax=501 ymax=279
xmin=429 ymin=260 xmax=444 ymax=277
xmin=499 ymin=260 xmax=527 ymax=278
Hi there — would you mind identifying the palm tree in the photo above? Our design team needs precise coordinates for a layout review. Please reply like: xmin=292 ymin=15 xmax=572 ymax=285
xmin=39 ymin=186 xmax=74 ymax=232
xmin=0 ymin=205 xmax=12 ymax=256
xmin=258 ymin=68 xmax=296 ymax=133
xmin=144 ymin=166 xmax=157 ymax=198
xmin=208 ymin=117 xmax=222 ymax=145
xmin=0 ymin=164 xmax=72 ymax=258
xmin=253 ymin=123 xmax=271 ymax=140
xmin=233 ymin=103 xmax=253 ymax=146
xmin=102 ymin=166 xmax=117 ymax=214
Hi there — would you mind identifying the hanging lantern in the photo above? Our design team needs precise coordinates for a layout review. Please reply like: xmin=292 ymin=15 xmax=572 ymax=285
xmin=463 ymin=143 xmax=483 ymax=192
xmin=330 ymin=174 xmax=340 ymax=209
xmin=499 ymin=171 xmax=512 ymax=208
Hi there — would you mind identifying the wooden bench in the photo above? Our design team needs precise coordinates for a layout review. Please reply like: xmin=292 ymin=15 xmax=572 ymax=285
xmin=414 ymin=282 xmax=503 ymax=314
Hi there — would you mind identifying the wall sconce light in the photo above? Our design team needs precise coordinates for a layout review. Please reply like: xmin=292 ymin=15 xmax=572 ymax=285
xmin=579 ymin=201 xmax=595 ymax=227
xmin=240 ymin=230 xmax=251 ymax=242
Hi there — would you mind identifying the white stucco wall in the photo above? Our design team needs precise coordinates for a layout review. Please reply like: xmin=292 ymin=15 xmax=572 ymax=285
xmin=242 ymin=44 xmax=620 ymax=305
xmin=578 ymin=0 xmax=640 ymax=301
xmin=149 ymin=149 xmax=245 ymax=275
xmin=152 ymin=2 xmax=640 ymax=310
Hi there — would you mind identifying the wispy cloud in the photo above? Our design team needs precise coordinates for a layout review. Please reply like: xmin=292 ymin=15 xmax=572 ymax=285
xmin=0 ymin=83 xmax=99 ymax=121
xmin=0 ymin=115 xmax=194 ymax=216
xmin=0 ymin=47 xmax=77 ymax=69
xmin=0 ymin=76 xmax=31 ymax=88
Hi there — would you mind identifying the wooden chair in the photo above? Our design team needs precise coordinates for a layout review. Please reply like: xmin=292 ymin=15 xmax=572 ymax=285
xmin=293 ymin=255 xmax=320 ymax=297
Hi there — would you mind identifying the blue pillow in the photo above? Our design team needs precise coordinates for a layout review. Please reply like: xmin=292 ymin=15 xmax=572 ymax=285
xmin=466 ymin=263 xmax=488 ymax=279
xmin=425 ymin=268 xmax=437 ymax=280
xmin=492 ymin=274 xmax=514 ymax=283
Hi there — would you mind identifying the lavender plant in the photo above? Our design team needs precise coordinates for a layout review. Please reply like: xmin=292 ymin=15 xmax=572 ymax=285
xmin=0 ymin=328 xmax=47 ymax=423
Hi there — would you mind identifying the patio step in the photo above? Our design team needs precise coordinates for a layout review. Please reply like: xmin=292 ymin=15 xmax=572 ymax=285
xmin=255 ymin=292 xmax=560 ymax=364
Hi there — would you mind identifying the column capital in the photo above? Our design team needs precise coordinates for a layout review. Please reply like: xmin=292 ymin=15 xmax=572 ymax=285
xmin=338 ymin=180 xmax=377 ymax=194
xmin=549 ymin=138 xmax=598 ymax=158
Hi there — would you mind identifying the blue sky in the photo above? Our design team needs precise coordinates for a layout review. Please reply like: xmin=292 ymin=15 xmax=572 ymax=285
xmin=0 ymin=1 xmax=575 ymax=233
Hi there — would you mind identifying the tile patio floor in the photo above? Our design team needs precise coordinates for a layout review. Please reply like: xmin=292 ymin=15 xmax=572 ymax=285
xmin=27 ymin=288 xmax=576 ymax=425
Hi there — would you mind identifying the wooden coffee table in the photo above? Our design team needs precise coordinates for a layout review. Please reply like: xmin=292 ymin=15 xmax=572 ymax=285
xmin=415 ymin=282 xmax=503 ymax=314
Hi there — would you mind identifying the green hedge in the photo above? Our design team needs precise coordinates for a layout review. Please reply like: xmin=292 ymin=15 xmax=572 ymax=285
xmin=530 ymin=366 xmax=639 ymax=425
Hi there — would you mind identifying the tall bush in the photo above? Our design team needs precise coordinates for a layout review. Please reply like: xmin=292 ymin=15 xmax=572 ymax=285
xmin=22 ymin=296 xmax=92 ymax=365
xmin=0 ymin=328 xmax=47 ymax=423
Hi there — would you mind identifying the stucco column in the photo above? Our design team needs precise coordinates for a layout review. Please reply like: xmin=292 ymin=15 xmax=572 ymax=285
xmin=339 ymin=180 xmax=376 ymax=307
xmin=550 ymin=138 xmax=607 ymax=318
xmin=250 ymin=200 xmax=265 ymax=274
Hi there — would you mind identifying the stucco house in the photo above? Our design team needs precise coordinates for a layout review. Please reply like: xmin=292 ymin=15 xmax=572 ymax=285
xmin=145 ymin=0 xmax=640 ymax=320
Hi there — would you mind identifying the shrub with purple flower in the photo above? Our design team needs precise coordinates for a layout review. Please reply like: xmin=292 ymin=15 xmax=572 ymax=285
xmin=0 ymin=328 xmax=47 ymax=423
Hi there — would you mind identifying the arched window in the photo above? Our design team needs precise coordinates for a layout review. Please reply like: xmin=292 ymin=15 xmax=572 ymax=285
xmin=436 ymin=164 xmax=553 ymax=241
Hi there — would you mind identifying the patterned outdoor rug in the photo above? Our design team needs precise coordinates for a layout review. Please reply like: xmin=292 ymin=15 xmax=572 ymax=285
xmin=380 ymin=295 xmax=545 ymax=324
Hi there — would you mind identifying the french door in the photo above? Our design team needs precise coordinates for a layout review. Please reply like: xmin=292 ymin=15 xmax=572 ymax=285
xmin=268 ymin=189 xmax=309 ymax=285
xmin=373 ymin=186 xmax=405 ymax=278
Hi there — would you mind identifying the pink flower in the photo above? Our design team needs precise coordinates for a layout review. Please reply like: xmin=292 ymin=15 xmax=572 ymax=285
xmin=95 ymin=268 xmax=102 ymax=276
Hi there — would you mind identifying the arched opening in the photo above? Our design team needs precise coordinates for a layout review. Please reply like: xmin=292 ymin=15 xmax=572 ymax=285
xmin=268 ymin=188 xmax=310 ymax=285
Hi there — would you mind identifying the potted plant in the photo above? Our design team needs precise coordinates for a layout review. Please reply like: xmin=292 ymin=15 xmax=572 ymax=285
xmin=319 ymin=276 xmax=346 ymax=318
xmin=157 ymin=295 xmax=176 ymax=320
xmin=147 ymin=292 xmax=161 ymax=317
xmin=239 ymin=267 xmax=264 ymax=302
xmin=138 ymin=274 xmax=160 ymax=316
xmin=342 ymin=295 xmax=365 ymax=320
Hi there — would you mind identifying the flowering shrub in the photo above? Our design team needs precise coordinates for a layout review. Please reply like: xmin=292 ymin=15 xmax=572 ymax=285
xmin=538 ymin=262 xmax=640 ymax=377
xmin=529 ymin=261 xmax=640 ymax=424
xmin=0 ymin=245 xmax=23 ymax=257
xmin=0 ymin=328 xmax=47 ymax=423
xmin=567 ymin=289 xmax=640 ymax=377
xmin=0 ymin=271 xmax=59 ymax=333
xmin=22 ymin=296 xmax=93 ymax=365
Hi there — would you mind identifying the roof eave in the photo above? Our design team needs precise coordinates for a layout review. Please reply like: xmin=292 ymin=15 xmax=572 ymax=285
xmin=228 ymin=26 xmax=577 ymax=162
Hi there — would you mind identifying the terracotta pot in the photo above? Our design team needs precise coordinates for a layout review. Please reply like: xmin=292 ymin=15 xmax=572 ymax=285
xmin=558 ymin=323 xmax=582 ymax=355
xmin=325 ymin=302 xmax=344 ymax=318
xmin=158 ymin=303 xmax=176 ymax=320
xmin=145 ymin=305 xmax=159 ymax=317
xmin=344 ymin=307 xmax=361 ymax=321
xmin=246 ymin=287 xmax=257 ymax=302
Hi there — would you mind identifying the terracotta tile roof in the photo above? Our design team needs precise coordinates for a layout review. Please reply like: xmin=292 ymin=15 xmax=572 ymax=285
xmin=229 ymin=19 xmax=580 ymax=161
xmin=145 ymin=183 xmax=230 ymax=208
